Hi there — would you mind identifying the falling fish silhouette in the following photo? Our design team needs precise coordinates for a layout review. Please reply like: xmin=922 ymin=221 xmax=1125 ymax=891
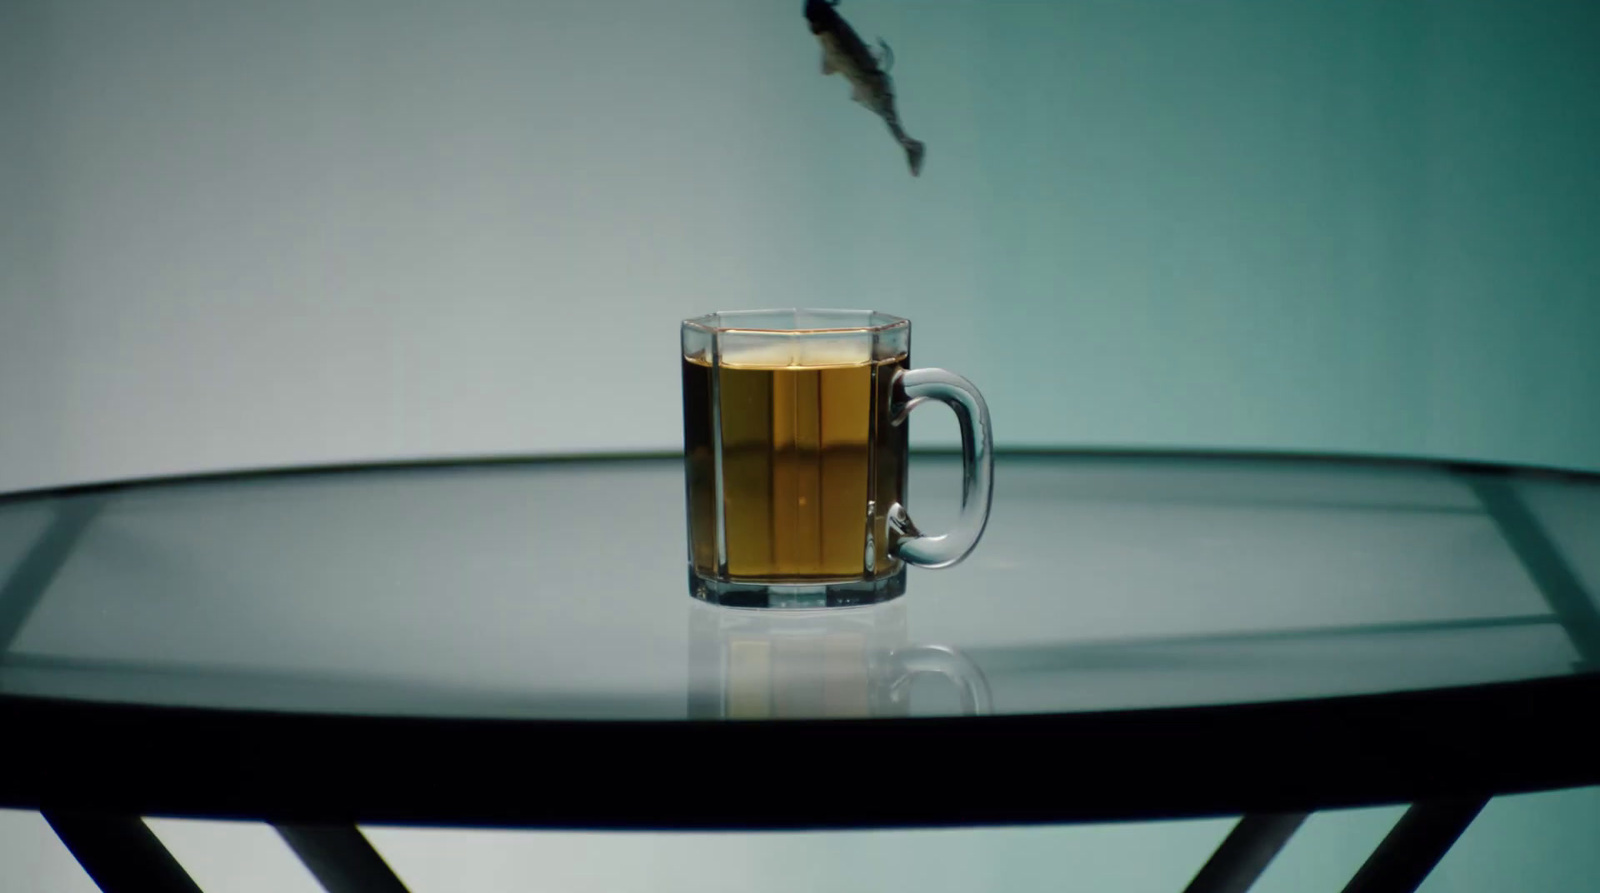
xmin=805 ymin=0 xmax=925 ymax=176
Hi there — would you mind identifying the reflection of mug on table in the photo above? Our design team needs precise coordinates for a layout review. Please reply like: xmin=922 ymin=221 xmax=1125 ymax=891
xmin=681 ymin=310 xmax=993 ymax=609
xmin=688 ymin=601 xmax=990 ymax=719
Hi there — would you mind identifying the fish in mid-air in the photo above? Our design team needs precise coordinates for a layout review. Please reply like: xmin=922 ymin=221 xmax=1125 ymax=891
xmin=805 ymin=0 xmax=926 ymax=177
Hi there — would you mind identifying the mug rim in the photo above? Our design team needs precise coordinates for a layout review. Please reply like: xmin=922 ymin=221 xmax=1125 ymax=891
xmin=683 ymin=308 xmax=909 ymax=335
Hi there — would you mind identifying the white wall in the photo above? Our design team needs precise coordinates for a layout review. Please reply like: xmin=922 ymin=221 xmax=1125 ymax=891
xmin=3 ymin=0 xmax=1598 ymax=494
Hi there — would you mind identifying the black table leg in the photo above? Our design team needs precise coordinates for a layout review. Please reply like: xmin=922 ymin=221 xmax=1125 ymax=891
xmin=277 ymin=823 xmax=412 ymax=893
xmin=42 ymin=811 xmax=203 ymax=893
xmin=1464 ymin=471 xmax=1600 ymax=670
xmin=0 ymin=496 xmax=103 ymax=652
xmin=1183 ymin=812 xmax=1308 ymax=893
xmin=1340 ymin=797 xmax=1487 ymax=893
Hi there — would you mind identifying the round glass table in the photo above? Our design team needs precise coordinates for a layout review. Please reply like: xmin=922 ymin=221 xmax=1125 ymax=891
xmin=2 ymin=452 xmax=1597 ymax=890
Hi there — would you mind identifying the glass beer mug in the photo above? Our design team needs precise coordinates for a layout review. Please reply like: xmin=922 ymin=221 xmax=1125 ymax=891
xmin=682 ymin=310 xmax=993 ymax=608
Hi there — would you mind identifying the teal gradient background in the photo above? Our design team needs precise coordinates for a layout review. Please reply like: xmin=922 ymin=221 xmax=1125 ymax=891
xmin=2 ymin=0 xmax=1598 ymax=493
xmin=1 ymin=0 xmax=1597 ymax=886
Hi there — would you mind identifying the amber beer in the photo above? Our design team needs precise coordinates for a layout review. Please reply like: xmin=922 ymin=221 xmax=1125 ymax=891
xmin=682 ymin=353 xmax=908 ymax=580
xmin=681 ymin=309 xmax=991 ymax=608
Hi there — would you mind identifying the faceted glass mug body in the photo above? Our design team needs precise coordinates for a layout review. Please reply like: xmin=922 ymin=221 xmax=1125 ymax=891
xmin=682 ymin=310 xmax=992 ymax=609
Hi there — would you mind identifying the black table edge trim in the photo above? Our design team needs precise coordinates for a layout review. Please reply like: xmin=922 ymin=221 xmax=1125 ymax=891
xmin=3 ymin=671 xmax=1594 ymax=830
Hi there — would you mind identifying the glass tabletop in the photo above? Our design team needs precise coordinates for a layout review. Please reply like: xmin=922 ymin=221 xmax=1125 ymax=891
xmin=3 ymin=452 xmax=1596 ymax=723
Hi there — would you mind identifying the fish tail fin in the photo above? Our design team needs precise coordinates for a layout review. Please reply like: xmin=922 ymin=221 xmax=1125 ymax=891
xmin=904 ymin=138 xmax=925 ymax=177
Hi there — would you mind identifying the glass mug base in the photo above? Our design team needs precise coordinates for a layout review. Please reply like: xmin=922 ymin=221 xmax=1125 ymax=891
xmin=689 ymin=567 xmax=908 ymax=609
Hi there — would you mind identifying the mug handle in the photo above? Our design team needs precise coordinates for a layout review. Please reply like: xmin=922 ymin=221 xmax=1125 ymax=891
xmin=888 ymin=368 xmax=994 ymax=569
xmin=893 ymin=644 xmax=993 ymax=715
